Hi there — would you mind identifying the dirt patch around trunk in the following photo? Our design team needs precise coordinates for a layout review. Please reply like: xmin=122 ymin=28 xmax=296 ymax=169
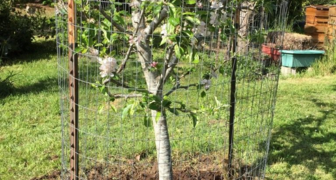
xmin=31 ymin=154 xmax=257 ymax=180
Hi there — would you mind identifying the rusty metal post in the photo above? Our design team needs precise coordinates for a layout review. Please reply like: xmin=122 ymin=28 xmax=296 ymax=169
xmin=68 ymin=0 xmax=79 ymax=179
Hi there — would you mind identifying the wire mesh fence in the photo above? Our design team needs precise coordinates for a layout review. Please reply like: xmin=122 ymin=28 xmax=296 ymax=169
xmin=56 ymin=0 xmax=288 ymax=179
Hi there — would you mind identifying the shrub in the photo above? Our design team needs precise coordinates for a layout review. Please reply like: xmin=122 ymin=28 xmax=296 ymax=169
xmin=0 ymin=0 xmax=55 ymax=62
xmin=0 ymin=1 xmax=34 ymax=59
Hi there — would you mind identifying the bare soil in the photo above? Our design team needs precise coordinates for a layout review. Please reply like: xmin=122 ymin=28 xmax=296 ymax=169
xmin=31 ymin=153 xmax=258 ymax=180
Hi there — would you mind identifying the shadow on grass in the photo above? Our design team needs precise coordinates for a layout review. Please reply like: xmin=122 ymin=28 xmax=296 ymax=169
xmin=2 ymin=39 xmax=56 ymax=65
xmin=0 ymin=76 xmax=58 ymax=99
xmin=268 ymin=98 xmax=336 ymax=178
xmin=332 ymin=84 xmax=336 ymax=92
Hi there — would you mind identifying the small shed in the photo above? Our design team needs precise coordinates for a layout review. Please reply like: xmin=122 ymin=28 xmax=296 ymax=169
xmin=304 ymin=5 xmax=330 ymax=47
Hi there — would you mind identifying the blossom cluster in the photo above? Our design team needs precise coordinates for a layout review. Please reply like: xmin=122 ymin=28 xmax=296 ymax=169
xmin=209 ymin=0 xmax=226 ymax=27
xmin=98 ymin=57 xmax=118 ymax=78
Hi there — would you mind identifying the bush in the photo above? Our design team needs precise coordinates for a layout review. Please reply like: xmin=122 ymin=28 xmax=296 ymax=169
xmin=0 ymin=0 xmax=55 ymax=62
xmin=0 ymin=1 xmax=34 ymax=60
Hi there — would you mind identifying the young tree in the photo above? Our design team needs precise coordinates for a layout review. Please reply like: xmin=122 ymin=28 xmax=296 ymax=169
xmin=57 ymin=0 xmax=273 ymax=179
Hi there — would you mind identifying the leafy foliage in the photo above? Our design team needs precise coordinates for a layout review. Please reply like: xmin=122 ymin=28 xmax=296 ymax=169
xmin=0 ymin=0 xmax=55 ymax=62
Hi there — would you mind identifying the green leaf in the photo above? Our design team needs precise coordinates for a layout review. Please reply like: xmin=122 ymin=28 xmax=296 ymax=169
xmin=100 ymin=85 xmax=108 ymax=96
xmin=174 ymin=45 xmax=183 ymax=59
xmin=168 ymin=17 xmax=180 ymax=27
xmin=95 ymin=43 xmax=104 ymax=47
xmin=167 ymin=3 xmax=177 ymax=17
xmin=148 ymin=102 xmax=160 ymax=111
xmin=162 ymin=99 xmax=172 ymax=108
xmin=168 ymin=107 xmax=179 ymax=115
xmin=160 ymin=37 xmax=168 ymax=46
xmin=111 ymin=105 xmax=117 ymax=113
xmin=143 ymin=114 xmax=151 ymax=127
xmin=190 ymin=113 xmax=198 ymax=127
xmin=201 ymin=90 xmax=206 ymax=98
xmin=186 ymin=0 xmax=196 ymax=5
xmin=129 ymin=102 xmax=139 ymax=116
xmin=153 ymin=3 xmax=162 ymax=16
xmin=114 ymin=2 xmax=122 ymax=6
xmin=183 ymin=12 xmax=196 ymax=16
xmin=91 ymin=83 xmax=98 ymax=88
xmin=74 ymin=47 xmax=84 ymax=54
xmin=219 ymin=66 xmax=225 ymax=75
xmin=81 ymin=48 xmax=88 ymax=54
xmin=185 ymin=16 xmax=200 ymax=25
xmin=193 ymin=53 xmax=200 ymax=64
xmin=122 ymin=104 xmax=133 ymax=119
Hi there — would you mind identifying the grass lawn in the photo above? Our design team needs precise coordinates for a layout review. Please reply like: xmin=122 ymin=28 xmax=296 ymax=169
xmin=0 ymin=40 xmax=61 ymax=179
xmin=0 ymin=40 xmax=335 ymax=179
xmin=267 ymin=76 xmax=336 ymax=180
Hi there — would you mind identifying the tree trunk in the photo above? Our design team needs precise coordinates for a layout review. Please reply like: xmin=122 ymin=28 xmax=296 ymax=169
xmin=152 ymin=109 xmax=173 ymax=180
xmin=237 ymin=2 xmax=256 ymax=54
xmin=131 ymin=3 xmax=173 ymax=178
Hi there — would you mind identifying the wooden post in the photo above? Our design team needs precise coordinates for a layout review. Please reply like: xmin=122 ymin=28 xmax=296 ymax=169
xmin=68 ymin=0 xmax=79 ymax=179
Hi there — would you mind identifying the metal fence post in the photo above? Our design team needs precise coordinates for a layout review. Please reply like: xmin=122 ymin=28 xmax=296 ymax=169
xmin=68 ymin=0 xmax=79 ymax=179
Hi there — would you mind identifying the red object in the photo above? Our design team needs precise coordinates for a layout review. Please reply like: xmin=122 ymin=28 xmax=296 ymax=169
xmin=262 ymin=44 xmax=281 ymax=60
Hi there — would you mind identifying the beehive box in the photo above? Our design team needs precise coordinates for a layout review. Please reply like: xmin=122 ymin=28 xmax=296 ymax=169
xmin=280 ymin=50 xmax=325 ymax=68
xmin=304 ymin=5 xmax=329 ymax=47
xmin=305 ymin=5 xmax=329 ymax=25
xmin=327 ymin=6 xmax=336 ymax=42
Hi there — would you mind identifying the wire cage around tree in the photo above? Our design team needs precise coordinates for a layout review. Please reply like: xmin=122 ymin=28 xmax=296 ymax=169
xmin=56 ymin=0 xmax=288 ymax=179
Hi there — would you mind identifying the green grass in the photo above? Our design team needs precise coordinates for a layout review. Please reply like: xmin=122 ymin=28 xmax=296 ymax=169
xmin=266 ymin=76 xmax=336 ymax=179
xmin=1 ymin=39 xmax=335 ymax=179
xmin=0 ymin=40 xmax=60 ymax=179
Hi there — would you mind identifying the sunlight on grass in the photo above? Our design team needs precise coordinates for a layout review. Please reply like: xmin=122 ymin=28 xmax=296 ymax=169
xmin=266 ymin=76 xmax=336 ymax=180
xmin=0 ymin=50 xmax=61 ymax=179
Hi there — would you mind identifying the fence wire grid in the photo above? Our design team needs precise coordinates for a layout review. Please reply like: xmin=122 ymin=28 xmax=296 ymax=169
xmin=56 ymin=0 xmax=288 ymax=179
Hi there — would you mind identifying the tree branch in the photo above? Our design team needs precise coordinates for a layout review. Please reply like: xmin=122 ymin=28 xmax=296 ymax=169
xmin=113 ymin=93 xmax=142 ymax=99
xmin=163 ymin=55 xmax=179 ymax=83
xmin=100 ymin=9 xmax=127 ymax=33
xmin=117 ymin=8 xmax=146 ymax=74
xmin=165 ymin=83 xmax=199 ymax=96
xmin=103 ymin=78 xmax=130 ymax=88
xmin=144 ymin=5 xmax=168 ymax=37
xmin=116 ymin=45 xmax=134 ymax=73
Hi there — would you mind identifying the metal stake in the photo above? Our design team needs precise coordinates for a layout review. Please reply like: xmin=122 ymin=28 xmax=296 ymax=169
xmin=228 ymin=2 xmax=240 ymax=177
xmin=68 ymin=0 xmax=79 ymax=179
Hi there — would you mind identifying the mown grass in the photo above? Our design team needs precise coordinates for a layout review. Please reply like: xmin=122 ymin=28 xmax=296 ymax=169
xmin=0 ymin=40 xmax=61 ymax=179
xmin=266 ymin=76 xmax=336 ymax=180
xmin=1 ymin=39 xmax=335 ymax=180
